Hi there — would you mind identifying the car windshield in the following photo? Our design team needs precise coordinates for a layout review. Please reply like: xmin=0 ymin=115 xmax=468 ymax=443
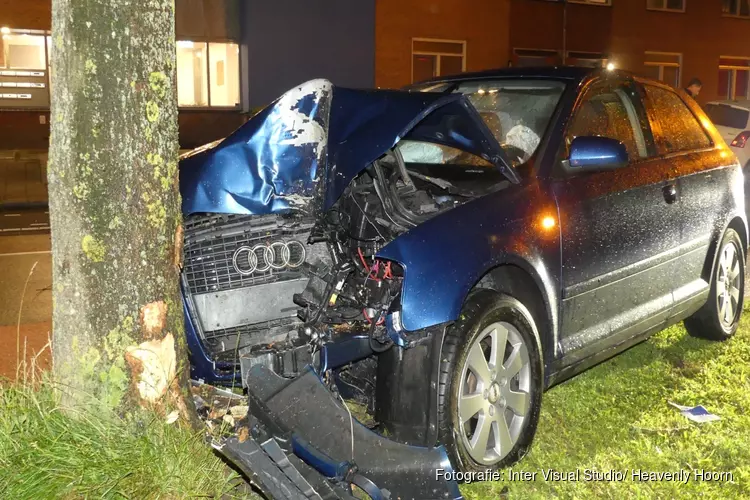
xmin=452 ymin=80 xmax=566 ymax=166
xmin=705 ymin=103 xmax=749 ymax=130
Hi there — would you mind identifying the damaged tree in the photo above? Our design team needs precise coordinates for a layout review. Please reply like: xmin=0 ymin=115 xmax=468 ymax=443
xmin=48 ymin=0 xmax=194 ymax=421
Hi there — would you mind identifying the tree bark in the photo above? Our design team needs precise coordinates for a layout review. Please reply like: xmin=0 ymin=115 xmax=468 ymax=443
xmin=49 ymin=0 xmax=195 ymax=423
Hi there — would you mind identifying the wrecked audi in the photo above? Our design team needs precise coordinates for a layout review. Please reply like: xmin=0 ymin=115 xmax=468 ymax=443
xmin=179 ymin=68 xmax=746 ymax=499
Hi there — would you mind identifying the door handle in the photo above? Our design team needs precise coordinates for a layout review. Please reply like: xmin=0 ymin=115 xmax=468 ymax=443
xmin=662 ymin=183 xmax=677 ymax=204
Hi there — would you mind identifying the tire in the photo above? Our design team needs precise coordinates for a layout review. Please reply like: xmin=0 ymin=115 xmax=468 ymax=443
xmin=437 ymin=289 xmax=543 ymax=473
xmin=684 ymin=228 xmax=745 ymax=341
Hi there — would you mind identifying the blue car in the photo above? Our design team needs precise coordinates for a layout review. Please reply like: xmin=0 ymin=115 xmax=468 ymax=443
xmin=179 ymin=67 xmax=746 ymax=497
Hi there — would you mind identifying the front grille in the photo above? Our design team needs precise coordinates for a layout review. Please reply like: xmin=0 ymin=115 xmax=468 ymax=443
xmin=183 ymin=213 xmax=315 ymax=295
xmin=204 ymin=317 xmax=300 ymax=363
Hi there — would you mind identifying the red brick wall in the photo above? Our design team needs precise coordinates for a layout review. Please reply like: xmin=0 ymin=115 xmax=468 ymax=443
xmin=509 ymin=0 xmax=612 ymax=60
xmin=610 ymin=2 xmax=750 ymax=104
xmin=375 ymin=0 xmax=511 ymax=89
xmin=0 ymin=111 xmax=50 ymax=150
xmin=0 ymin=0 xmax=51 ymax=30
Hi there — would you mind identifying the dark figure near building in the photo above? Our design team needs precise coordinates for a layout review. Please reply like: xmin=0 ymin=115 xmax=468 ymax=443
xmin=684 ymin=77 xmax=702 ymax=98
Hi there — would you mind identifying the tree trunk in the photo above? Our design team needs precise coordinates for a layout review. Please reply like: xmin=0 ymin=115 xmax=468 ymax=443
xmin=49 ymin=0 xmax=194 ymax=422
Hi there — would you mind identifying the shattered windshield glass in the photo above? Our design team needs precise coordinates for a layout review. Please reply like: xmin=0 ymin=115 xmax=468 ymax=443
xmin=451 ymin=80 xmax=566 ymax=166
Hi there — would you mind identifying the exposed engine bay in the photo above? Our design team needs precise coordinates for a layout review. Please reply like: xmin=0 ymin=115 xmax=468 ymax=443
xmin=183 ymin=145 xmax=509 ymax=399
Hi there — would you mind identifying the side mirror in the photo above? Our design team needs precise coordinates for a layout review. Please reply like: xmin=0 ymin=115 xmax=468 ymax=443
xmin=568 ymin=136 xmax=629 ymax=171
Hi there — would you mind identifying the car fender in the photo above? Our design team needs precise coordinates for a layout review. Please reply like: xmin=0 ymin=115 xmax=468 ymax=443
xmin=376 ymin=183 xmax=561 ymax=354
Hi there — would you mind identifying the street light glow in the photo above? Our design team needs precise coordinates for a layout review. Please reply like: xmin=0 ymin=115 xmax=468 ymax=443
xmin=606 ymin=63 xmax=615 ymax=71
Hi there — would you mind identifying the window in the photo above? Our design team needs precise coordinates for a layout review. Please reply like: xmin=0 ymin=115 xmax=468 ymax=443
xmin=718 ymin=57 xmax=750 ymax=100
xmin=644 ymin=85 xmax=712 ymax=154
xmin=513 ymin=48 xmax=560 ymax=67
xmin=411 ymin=39 xmax=466 ymax=83
xmin=208 ymin=42 xmax=240 ymax=107
xmin=643 ymin=52 xmax=681 ymax=87
xmin=566 ymin=81 xmax=650 ymax=162
xmin=567 ymin=51 xmax=608 ymax=69
xmin=176 ymin=40 xmax=239 ymax=108
xmin=0 ymin=28 xmax=50 ymax=107
xmin=723 ymin=0 xmax=750 ymax=17
xmin=647 ymin=0 xmax=686 ymax=12
xmin=453 ymin=80 xmax=567 ymax=166
xmin=1 ymin=31 xmax=46 ymax=69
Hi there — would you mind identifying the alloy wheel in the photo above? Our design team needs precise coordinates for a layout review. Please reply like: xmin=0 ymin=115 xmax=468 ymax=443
xmin=716 ymin=240 xmax=742 ymax=329
xmin=457 ymin=321 xmax=531 ymax=465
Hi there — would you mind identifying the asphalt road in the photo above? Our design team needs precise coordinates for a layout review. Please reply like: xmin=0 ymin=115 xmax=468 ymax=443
xmin=0 ymin=231 xmax=52 ymax=378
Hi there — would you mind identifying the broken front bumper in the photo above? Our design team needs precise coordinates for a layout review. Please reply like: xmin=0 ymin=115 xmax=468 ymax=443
xmin=214 ymin=365 xmax=463 ymax=500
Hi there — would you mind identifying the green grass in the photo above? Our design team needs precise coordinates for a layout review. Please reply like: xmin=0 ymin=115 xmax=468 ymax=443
xmin=0 ymin=380 xmax=242 ymax=499
xmin=3 ymin=311 xmax=749 ymax=500
xmin=464 ymin=312 xmax=750 ymax=499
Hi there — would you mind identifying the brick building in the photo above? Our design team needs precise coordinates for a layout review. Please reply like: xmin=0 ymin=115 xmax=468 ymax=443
xmin=1 ymin=0 xmax=749 ymax=152
xmin=0 ymin=0 xmax=375 ymax=150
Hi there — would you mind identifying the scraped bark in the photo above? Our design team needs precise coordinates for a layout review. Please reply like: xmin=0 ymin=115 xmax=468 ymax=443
xmin=49 ymin=0 xmax=196 ymax=424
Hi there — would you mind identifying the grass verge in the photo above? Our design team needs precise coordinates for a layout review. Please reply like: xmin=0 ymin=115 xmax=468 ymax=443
xmin=464 ymin=313 xmax=750 ymax=499
xmin=0 ymin=379 xmax=241 ymax=499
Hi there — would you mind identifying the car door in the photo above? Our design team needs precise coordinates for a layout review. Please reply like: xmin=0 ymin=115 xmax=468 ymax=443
xmin=551 ymin=78 xmax=681 ymax=366
xmin=641 ymin=84 xmax=740 ymax=321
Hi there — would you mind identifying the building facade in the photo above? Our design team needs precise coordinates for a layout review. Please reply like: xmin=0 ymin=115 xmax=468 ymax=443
xmin=1 ymin=0 xmax=749 ymax=151
xmin=0 ymin=0 xmax=375 ymax=150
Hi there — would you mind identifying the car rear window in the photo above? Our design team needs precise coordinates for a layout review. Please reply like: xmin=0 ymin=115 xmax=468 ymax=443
xmin=705 ymin=103 xmax=749 ymax=130
xmin=644 ymin=85 xmax=712 ymax=154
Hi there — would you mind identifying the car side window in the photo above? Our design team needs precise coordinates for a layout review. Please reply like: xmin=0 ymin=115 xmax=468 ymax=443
xmin=565 ymin=80 xmax=650 ymax=163
xmin=643 ymin=85 xmax=712 ymax=155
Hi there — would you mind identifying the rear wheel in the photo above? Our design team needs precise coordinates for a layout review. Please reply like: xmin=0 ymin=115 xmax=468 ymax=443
xmin=437 ymin=290 xmax=543 ymax=472
xmin=685 ymin=228 xmax=745 ymax=341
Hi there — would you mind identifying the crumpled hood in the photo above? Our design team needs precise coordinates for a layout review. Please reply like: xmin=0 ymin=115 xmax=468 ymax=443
xmin=180 ymin=79 xmax=517 ymax=216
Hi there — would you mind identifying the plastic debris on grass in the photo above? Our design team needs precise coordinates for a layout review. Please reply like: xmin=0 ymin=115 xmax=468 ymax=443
xmin=669 ymin=401 xmax=721 ymax=423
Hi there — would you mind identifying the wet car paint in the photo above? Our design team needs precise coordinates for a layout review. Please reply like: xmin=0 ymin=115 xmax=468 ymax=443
xmin=182 ymin=68 xmax=746 ymax=392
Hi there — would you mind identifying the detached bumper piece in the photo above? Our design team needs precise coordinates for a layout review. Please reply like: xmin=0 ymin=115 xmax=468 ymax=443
xmin=217 ymin=365 xmax=463 ymax=500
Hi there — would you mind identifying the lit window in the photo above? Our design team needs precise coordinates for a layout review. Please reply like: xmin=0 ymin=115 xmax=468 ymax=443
xmin=1 ymin=32 xmax=46 ymax=70
xmin=718 ymin=57 xmax=750 ymax=100
xmin=513 ymin=48 xmax=561 ymax=67
xmin=176 ymin=41 xmax=208 ymax=107
xmin=0 ymin=28 xmax=50 ymax=107
xmin=723 ymin=0 xmax=750 ymax=17
xmin=176 ymin=41 xmax=240 ymax=108
xmin=647 ymin=0 xmax=685 ymax=12
xmin=208 ymin=42 xmax=240 ymax=107
xmin=643 ymin=52 xmax=682 ymax=87
xmin=411 ymin=39 xmax=465 ymax=83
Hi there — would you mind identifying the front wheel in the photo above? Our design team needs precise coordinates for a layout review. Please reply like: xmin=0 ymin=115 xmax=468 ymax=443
xmin=437 ymin=290 xmax=543 ymax=472
xmin=685 ymin=228 xmax=745 ymax=341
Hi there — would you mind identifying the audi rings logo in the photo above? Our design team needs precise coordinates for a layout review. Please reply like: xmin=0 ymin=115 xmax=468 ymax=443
xmin=232 ymin=240 xmax=306 ymax=276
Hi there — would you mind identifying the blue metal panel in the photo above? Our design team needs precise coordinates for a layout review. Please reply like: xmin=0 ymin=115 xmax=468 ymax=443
xmin=376 ymin=183 xmax=561 ymax=333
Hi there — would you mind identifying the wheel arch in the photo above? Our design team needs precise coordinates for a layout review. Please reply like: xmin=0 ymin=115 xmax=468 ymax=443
xmin=472 ymin=262 xmax=556 ymax=380
xmin=704 ymin=216 xmax=748 ymax=282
